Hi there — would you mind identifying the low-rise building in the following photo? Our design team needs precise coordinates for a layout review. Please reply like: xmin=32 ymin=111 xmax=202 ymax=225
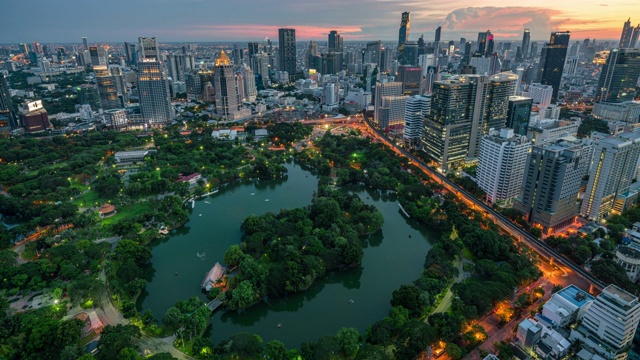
xmin=114 ymin=150 xmax=150 ymax=163
xmin=542 ymin=284 xmax=594 ymax=327
xmin=616 ymin=245 xmax=640 ymax=282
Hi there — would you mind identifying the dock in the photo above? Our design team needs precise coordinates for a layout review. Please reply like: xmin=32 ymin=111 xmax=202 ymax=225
xmin=398 ymin=202 xmax=410 ymax=218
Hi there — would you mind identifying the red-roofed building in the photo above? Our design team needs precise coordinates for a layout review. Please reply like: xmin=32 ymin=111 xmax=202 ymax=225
xmin=177 ymin=173 xmax=202 ymax=188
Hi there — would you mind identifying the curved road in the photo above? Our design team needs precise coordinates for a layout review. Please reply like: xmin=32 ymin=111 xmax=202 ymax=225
xmin=361 ymin=116 xmax=605 ymax=292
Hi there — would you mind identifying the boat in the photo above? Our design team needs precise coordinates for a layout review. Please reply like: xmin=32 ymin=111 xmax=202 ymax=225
xmin=349 ymin=299 xmax=355 ymax=304
xmin=250 ymin=193 xmax=255 ymax=196
xmin=265 ymin=199 xmax=270 ymax=202
xmin=204 ymin=201 xmax=210 ymax=204
xmin=277 ymin=323 xmax=283 ymax=328
xmin=199 ymin=214 xmax=202 ymax=217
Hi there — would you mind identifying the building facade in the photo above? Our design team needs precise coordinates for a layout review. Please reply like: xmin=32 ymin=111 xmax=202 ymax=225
xmin=477 ymin=128 xmax=531 ymax=206
xmin=515 ymin=137 xmax=592 ymax=234
xmin=278 ymin=28 xmax=297 ymax=81
xmin=507 ymin=96 xmax=533 ymax=136
xmin=581 ymin=132 xmax=640 ymax=220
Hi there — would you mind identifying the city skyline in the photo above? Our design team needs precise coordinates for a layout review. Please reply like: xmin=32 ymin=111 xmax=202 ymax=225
xmin=1 ymin=0 xmax=634 ymax=43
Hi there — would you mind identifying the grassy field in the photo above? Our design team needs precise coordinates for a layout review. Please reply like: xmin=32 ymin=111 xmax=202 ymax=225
xmin=100 ymin=201 xmax=153 ymax=225
xmin=26 ymin=161 xmax=69 ymax=177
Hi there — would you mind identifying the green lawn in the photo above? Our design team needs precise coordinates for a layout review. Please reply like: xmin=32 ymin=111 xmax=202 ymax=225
xmin=100 ymin=202 xmax=153 ymax=225
xmin=26 ymin=161 xmax=69 ymax=176
xmin=462 ymin=247 xmax=475 ymax=261
xmin=72 ymin=190 xmax=101 ymax=208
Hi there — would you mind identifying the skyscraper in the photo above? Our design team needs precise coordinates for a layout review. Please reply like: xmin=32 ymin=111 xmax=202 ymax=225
xmin=124 ymin=42 xmax=137 ymax=66
xmin=0 ymin=74 xmax=18 ymax=128
xmin=94 ymin=66 xmax=121 ymax=110
xmin=476 ymin=30 xmax=494 ymax=57
xmin=278 ymin=28 xmax=297 ymax=81
xmin=422 ymin=72 xmax=517 ymax=170
xmin=434 ymin=26 xmax=441 ymax=44
xmin=138 ymin=37 xmax=159 ymax=60
xmin=404 ymin=94 xmax=430 ymax=143
xmin=477 ymin=128 xmax=531 ymax=205
xmin=631 ymin=24 xmax=640 ymax=49
xmin=137 ymin=37 xmax=173 ymax=124
xmin=397 ymin=65 xmax=423 ymax=95
xmin=620 ymin=18 xmax=634 ymax=48
xmin=595 ymin=48 xmax=640 ymax=104
xmin=522 ymin=29 xmax=531 ymax=59
xmin=581 ymin=132 xmax=640 ymax=220
xmin=538 ymin=31 xmax=570 ymax=103
xmin=506 ymin=96 xmax=533 ymax=136
xmin=89 ymin=46 xmax=107 ymax=66
xmin=570 ymin=285 xmax=640 ymax=360
xmin=374 ymin=82 xmax=405 ymax=129
xmin=214 ymin=51 xmax=240 ymax=120
xmin=515 ymin=137 xmax=592 ymax=234
xmin=397 ymin=12 xmax=411 ymax=63
xmin=82 ymin=37 xmax=88 ymax=51
xmin=328 ymin=30 xmax=344 ymax=53
xmin=364 ymin=40 xmax=382 ymax=68
xmin=248 ymin=42 xmax=259 ymax=62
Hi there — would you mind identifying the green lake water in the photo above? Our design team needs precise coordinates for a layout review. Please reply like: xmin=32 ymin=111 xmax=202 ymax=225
xmin=139 ymin=162 xmax=436 ymax=347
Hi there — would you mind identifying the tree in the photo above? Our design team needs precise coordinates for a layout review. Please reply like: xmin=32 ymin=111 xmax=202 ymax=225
xmin=96 ymin=324 xmax=141 ymax=360
xmin=224 ymin=245 xmax=245 ymax=267
xmin=390 ymin=284 xmax=426 ymax=317
xmin=225 ymin=332 xmax=264 ymax=358
xmin=117 ymin=347 xmax=140 ymax=360
xmin=446 ymin=343 xmax=464 ymax=360
xmin=336 ymin=327 xmax=360 ymax=356
xmin=163 ymin=307 xmax=183 ymax=329
xmin=266 ymin=340 xmax=288 ymax=360
xmin=227 ymin=280 xmax=257 ymax=310
xmin=93 ymin=174 xmax=123 ymax=199
xmin=147 ymin=353 xmax=178 ymax=360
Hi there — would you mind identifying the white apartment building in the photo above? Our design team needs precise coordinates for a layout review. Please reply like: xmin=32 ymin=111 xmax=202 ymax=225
xmin=477 ymin=128 xmax=531 ymax=206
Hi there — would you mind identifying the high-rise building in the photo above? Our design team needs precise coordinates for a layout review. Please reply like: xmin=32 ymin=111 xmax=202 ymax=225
xmin=89 ymin=46 xmax=107 ymax=66
xmin=0 ymin=74 xmax=18 ymax=128
xmin=477 ymin=128 xmax=531 ymax=205
xmin=138 ymin=37 xmax=159 ymax=60
xmin=422 ymin=72 xmax=517 ymax=170
xmin=570 ymin=285 xmax=640 ymax=360
xmin=241 ymin=67 xmax=257 ymax=102
xmin=476 ymin=30 xmax=494 ymax=57
xmin=522 ymin=29 xmax=531 ymax=59
xmin=278 ymin=28 xmax=297 ymax=81
xmin=435 ymin=26 xmax=441 ymax=44
xmin=515 ymin=136 xmax=592 ymax=234
xmin=364 ymin=40 xmax=382 ymax=68
xmin=594 ymin=48 xmax=640 ymax=104
xmin=620 ymin=18 xmax=635 ymax=48
xmin=186 ymin=72 xmax=202 ymax=101
xmin=506 ymin=96 xmax=533 ymax=136
xmin=124 ymin=42 xmax=137 ymax=66
xmin=581 ymin=132 xmax=640 ymax=220
xmin=82 ymin=37 xmax=88 ymax=51
xmin=397 ymin=12 xmax=411 ymax=63
xmin=374 ymin=82 xmax=405 ymax=129
xmin=538 ymin=31 xmax=570 ymax=103
xmin=214 ymin=51 xmax=240 ymax=120
xmin=401 ymin=41 xmax=418 ymax=66
xmin=21 ymin=100 xmax=52 ymax=133
xmin=248 ymin=42 xmax=259 ymax=61
xmin=397 ymin=65 xmax=423 ymax=95
xmin=251 ymin=53 xmax=270 ymax=88
xmin=631 ymin=24 xmax=640 ymax=49
xmin=328 ymin=30 xmax=344 ymax=53
xmin=94 ymin=65 xmax=121 ymax=110
xmin=322 ymin=52 xmax=342 ymax=75
xmin=423 ymin=77 xmax=476 ymax=170
xmin=524 ymin=83 xmax=554 ymax=109
xmin=404 ymin=94 xmax=430 ymax=143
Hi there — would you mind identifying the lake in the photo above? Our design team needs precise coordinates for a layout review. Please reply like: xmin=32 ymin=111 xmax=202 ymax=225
xmin=139 ymin=162 xmax=436 ymax=347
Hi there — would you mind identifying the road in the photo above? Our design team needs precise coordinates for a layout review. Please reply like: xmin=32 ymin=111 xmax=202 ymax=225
xmin=361 ymin=115 xmax=604 ymax=293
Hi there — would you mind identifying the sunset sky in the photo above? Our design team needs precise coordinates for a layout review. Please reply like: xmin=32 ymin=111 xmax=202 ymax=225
xmin=1 ymin=0 xmax=636 ymax=43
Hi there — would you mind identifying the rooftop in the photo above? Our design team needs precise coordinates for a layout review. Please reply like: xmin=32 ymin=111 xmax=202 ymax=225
xmin=556 ymin=284 xmax=594 ymax=307
xmin=603 ymin=284 xmax=637 ymax=305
